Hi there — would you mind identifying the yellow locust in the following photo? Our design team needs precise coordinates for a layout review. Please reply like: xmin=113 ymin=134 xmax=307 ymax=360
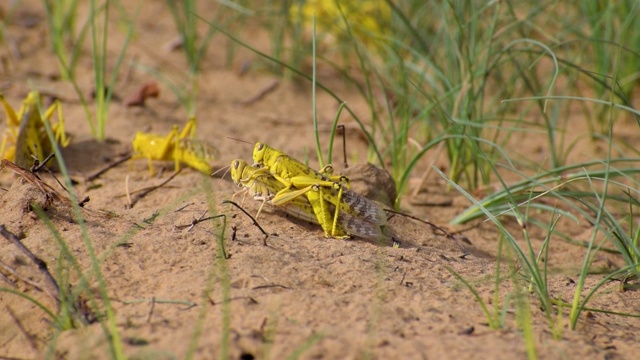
xmin=0 ymin=91 xmax=70 ymax=168
xmin=251 ymin=143 xmax=387 ymax=239
xmin=132 ymin=117 xmax=218 ymax=175
xmin=230 ymin=159 xmax=388 ymax=241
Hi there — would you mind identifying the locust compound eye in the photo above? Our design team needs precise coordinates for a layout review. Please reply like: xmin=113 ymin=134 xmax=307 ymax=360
xmin=232 ymin=160 xmax=239 ymax=169
xmin=257 ymin=143 xmax=264 ymax=151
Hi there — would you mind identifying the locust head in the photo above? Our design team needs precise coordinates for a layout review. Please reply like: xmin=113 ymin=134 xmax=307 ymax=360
xmin=252 ymin=142 xmax=267 ymax=166
xmin=230 ymin=159 xmax=247 ymax=186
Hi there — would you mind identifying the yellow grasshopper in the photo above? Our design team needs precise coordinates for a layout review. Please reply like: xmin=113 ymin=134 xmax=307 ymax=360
xmin=251 ymin=143 xmax=387 ymax=239
xmin=230 ymin=159 xmax=387 ymax=241
xmin=0 ymin=91 xmax=70 ymax=168
xmin=132 ymin=117 xmax=218 ymax=175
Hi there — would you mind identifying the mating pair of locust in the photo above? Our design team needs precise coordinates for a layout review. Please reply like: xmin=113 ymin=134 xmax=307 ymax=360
xmin=231 ymin=143 xmax=392 ymax=243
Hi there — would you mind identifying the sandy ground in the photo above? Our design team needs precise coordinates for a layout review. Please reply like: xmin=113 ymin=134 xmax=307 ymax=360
xmin=1 ymin=1 xmax=640 ymax=359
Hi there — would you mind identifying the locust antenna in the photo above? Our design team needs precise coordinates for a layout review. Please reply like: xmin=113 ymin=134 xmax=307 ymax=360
xmin=226 ymin=137 xmax=252 ymax=145
xmin=211 ymin=164 xmax=232 ymax=188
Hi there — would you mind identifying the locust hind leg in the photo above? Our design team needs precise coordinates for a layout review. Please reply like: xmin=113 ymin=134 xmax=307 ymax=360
xmin=307 ymin=185 xmax=350 ymax=239
xmin=179 ymin=117 xmax=197 ymax=139
xmin=147 ymin=156 xmax=154 ymax=175
xmin=270 ymin=183 xmax=345 ymax=239
xmin=0 ymin=135 xmax=13 ymax=160
xmin=159 ymin=125 xmax=180 ymax=173
xmin=328 ymin=184 xmax=344 ymax=239
xmin=0 ymin=93 xmax=20 ymax=127
xmin=46 ymin=101 xmax=70 ymax=147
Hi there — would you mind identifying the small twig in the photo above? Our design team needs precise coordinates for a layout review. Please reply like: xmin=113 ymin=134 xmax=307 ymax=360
xmin=175 ymin=212 xmax=225 ymax=232
xmin=29 ymin=153 xmax=69 ymax=197
xmin=231 ymin=226 xmax=237 ymax=241
xmin=27 ymin=154 xmax=73 ymax=199
xmin=259 ymin=318 xmax=268 ymax=341
xmin=45 ymin=167 xmax=73 ymax=197
xmin=252 ymin=284 xmax=290 ymax=290
xmin=117 ymin=185 xmax=180 ymax=198
xmin=222 ymin=200 xmax=269 ymax=245
xmin=126 ymin=169 xmax=182 ymax=208
xmin=118 ymin=298 xmax=197 ymax=309
xmin=7 ymin=306 xmax=40 ymax=357
xmin=411 ymin=141 xmax=445 ymax=198
xmin=86 ymin=153 xmax=133 ymax=182
xmin=0 ymin=270 xmax=14 ymax=287
xmin=250 ymin=274 xmax=272 ymax=283
xmin=174 ymin=202 xmax=194 ymax=213
xmin=338 ymin=124 xmax=348 ymax=168
xmin=384 ymin=209 xmax=470 ymax=255
xmin=0 ymin=259 xmax=49 ymax=291
xmin=146 ymin=297 xmax=156 ymax=323
xmin=208 ymin=296 xmax=259 ymax=306
xmin=384 ymin=209 xmax=451 ymax=237
xmin=31 ymin=153 xmax=56 ymax=173
xmin=237 ymin=80 xmax=279 ymax=105
xmin=1 ymin=159 xmax=64 ymax=204
xmin=408 ymin=198 xmax=453 ymax=207
xmin=0 ymin=225 xmax=60 ymax=306
xmin=125 ymin=175 xmax=132 ymax=207
xmin=175 ymin=210 xmax=208 ymax=231
xmin=399 ymin=270 xmax=407 ymax=286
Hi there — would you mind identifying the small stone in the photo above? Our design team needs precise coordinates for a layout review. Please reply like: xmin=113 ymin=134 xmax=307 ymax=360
xmin=341 ymin=162 xmax=396 ymax=208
